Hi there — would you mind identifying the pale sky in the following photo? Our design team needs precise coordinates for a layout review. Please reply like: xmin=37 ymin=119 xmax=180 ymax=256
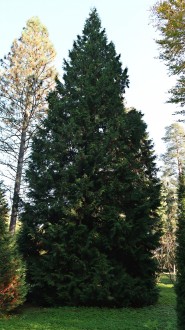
xmin=0 ymin=0 xmax=182 ymax=159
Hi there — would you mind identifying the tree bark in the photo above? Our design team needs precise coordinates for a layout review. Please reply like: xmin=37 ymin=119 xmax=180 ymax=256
xmin=9 ymin=124 xmax=27 ymax=234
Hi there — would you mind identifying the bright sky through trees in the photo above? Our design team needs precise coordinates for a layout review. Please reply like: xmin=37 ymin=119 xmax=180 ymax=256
xmin=0 ymin=0 xmax=182 ymax=157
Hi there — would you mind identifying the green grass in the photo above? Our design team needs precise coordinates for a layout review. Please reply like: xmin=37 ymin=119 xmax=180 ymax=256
xmin=0 ymin=276 xmax=177 ymax=330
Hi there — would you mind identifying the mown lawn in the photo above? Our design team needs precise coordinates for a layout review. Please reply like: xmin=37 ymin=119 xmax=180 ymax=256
xmin=0 ymin=276 xmax=177 ymax=330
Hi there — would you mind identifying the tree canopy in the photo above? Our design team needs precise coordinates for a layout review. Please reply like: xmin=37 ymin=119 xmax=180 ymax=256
xmin=151 ymin=0 xmax=185 ymax=110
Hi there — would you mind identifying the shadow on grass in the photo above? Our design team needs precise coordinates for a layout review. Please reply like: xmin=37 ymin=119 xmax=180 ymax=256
xmin=0 ymin=275 xmax=177 ymax=330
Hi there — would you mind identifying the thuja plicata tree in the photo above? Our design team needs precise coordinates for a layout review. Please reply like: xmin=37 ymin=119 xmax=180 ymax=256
xmin=176 ymin=173 xmax=185 ymax=329
xmin=0 ymin=182 xmax=27 ymax=313
xmin=19 ymin=9 xmax=161 ymax=307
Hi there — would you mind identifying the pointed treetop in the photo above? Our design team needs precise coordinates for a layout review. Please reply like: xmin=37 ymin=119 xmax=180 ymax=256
xmin=82 ymin=7 xmax=105 ymax=38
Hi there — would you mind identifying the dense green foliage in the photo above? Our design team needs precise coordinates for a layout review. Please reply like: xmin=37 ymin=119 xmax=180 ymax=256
xmin=19 ymin=9 xmax=161 ymax=308
xmin=176 ymin=173 xmax=185 ymax=329
xmin=0 ymin=276 xmax=177 ymax=330
xmin=152 ymin=0 xmax=185 ymax=109
xmin=0 ymin=182 xmax=27 ymax=313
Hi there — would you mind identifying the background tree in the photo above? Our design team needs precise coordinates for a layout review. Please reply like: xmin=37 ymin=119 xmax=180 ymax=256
xmin=151 ymin=0 xmax=185 ymax=110
xmin=155 ymin=123 xmax=185 ymax=279
xmin=19 ymin=9 xmax=161 ymax=308
xmin=0 ymin=181 xmax=27 ymax=313
xmin=161 ymin=123 xmax=185 ymax=178
xmin=176 ymin=172 xmax=185 ymax=329
xmin=0 ymin=16 xmax=57 ymax=234
xmin=155 ymin=178 xmax=177 ymax=279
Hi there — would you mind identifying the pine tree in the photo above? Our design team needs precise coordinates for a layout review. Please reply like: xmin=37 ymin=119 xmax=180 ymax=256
xmin=156 ymin=180 xmax=177 ymax=275
xmin=156 ymin=123 xmax=185 ymax=278
xmin=176 ymin=173 xmax=185 ymax=329
xmin=161 ymin=123 xmax=185 ymax=178
xmin=0 ymin=16 xmax=56 ymax=234
xmin=0 ymin=182 xmax=27 ymax=313
xmin=19 ymin=9 xmax=161 ymax=307
xmin=151 ymin=0 xmax=185 ymax=109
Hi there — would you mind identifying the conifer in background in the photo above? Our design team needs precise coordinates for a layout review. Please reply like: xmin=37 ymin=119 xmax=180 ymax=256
xmin=176 ymin=173 xmax=185 ymax=329
xmin=0 ymin=182 xmax=27 ymax=313
xmin=155 ymin=123 xmax=185 ymax=278
xmin=151 ymin=0 xmax=185 ymax=109
xmin=0 ymin=17 xmax=56 ymax=234
xmin=19 ymin=9 xmax=161 ymax=307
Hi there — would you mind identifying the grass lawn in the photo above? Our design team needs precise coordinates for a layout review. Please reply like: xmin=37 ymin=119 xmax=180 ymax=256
xmin=0 ymin=276 xmax=177 ymax=330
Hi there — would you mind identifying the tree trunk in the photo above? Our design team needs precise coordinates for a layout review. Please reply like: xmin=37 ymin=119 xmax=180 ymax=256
xmin=9 ymin=125 xmax=27 ymax=234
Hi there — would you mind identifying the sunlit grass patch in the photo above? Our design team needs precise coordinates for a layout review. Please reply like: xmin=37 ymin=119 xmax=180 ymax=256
xmin=0 ymin=275 xmax=177 ymax=330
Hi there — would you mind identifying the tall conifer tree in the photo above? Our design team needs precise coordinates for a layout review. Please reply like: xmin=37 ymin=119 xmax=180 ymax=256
xmin=0 ymin=17 xmax=56 ymax=234
xmin=19 ymin=9 xmax=161 ymax=307
xmin=176 ymin=173 xmax=185 ymax=329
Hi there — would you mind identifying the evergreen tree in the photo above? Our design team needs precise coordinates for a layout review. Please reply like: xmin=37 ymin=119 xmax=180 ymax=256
xmin=161 ymin=123 xmax=185 ymax=178
xmin=19 ymin=9 xmax=161 ymax=307
xmin=155 ymin=123 xmax=185 ymax=278
xmin=0 ymin=16 xmax=56 ymax=234
xmin=176 ymin=173 xmax=185 ymax=329
xmin=151 ymin=0 xmax=185 ymax=110
xmin=0 ymin=182 xmax=27 ymax=313
xmin=155 ymin=179 xmax=177 ymax=278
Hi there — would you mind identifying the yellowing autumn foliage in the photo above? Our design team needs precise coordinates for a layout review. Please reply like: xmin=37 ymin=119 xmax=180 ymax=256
xmin=0 ymin=17 xmax=57 ymax=234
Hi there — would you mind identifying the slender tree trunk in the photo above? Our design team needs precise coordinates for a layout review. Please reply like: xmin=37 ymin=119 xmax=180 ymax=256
xmin=9 ymin=124 xmax=27 ymax=234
